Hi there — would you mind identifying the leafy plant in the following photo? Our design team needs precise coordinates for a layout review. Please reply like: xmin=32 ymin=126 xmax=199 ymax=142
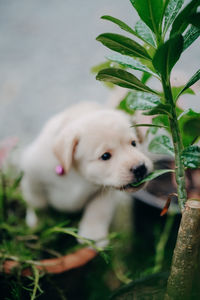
xmin=96 ymin=0 xmax=200 ymax=298
xmin=96 ymin=0 xmax=200 ymax=209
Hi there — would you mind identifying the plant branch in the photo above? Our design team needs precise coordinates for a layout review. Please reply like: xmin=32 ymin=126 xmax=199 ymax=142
xmin=153 ymin=213 xmax=175 ymax=274
xmin=161 ymin=76 xmax=187 ymax=211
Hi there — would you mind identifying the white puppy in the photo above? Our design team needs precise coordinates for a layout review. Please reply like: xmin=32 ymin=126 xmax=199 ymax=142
xmin=21 ymin=102 xmax=152 ymax=247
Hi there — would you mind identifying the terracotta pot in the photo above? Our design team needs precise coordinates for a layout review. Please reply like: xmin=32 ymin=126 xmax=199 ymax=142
xmin=3 ymin=247 xmax=97 ymax=276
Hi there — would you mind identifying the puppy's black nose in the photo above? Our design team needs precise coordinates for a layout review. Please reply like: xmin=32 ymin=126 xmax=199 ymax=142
xmin=131 ymin=163 xmax=147 ymax=183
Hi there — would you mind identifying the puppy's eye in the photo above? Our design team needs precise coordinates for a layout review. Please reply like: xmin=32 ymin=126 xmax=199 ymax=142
xmin=131 ymin=140 xmax=136 ymax=147
xmin=101 ymin=152 xmax=112 ymax=161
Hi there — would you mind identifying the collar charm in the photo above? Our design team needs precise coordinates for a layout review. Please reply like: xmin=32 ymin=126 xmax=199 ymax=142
xmin=55 ymin=165 xmax=65 ymax=176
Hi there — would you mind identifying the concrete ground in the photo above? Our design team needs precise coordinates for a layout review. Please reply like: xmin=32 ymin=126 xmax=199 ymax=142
xmin=0 ymin=0 xmax=199 ymax=145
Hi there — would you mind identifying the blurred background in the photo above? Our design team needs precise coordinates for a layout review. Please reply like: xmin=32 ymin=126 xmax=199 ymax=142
xmin=0 ymin=0 xmax=199 ymax=144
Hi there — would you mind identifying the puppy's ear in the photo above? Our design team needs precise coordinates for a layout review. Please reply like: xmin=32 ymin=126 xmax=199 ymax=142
xmin=53 ymin=127 xmax=79 ymax=174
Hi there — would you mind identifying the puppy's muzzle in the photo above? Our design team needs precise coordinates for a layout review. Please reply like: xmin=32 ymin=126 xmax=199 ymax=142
xmin=131 ymin=163 xmax=147 ymax=184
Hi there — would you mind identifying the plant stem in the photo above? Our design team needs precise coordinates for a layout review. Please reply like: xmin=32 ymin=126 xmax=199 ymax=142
xmin=31 ymin=266 xmax=40 ymax=300
xmin=165 ymin=200 xmax=200 ymax=299
xmin=153 ymin=213 xmax=175 ymax=274
xmin=161 ymin=76 xmax=187 ymax=211
xmin=0 ymin=173 xmax=7 ymax=223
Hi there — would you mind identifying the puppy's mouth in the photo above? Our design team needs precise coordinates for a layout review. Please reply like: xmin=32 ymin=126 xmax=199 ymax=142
xmin=119 ymin=182 xmax=146 ymax=192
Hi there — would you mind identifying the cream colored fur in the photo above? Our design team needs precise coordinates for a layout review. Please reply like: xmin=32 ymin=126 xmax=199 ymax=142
xmin=21 ymin=102 xmax=152 ymax=247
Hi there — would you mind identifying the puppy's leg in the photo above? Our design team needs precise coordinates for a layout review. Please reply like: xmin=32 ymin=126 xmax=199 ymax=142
xmin=78 ymin=189 xmax=123 ymax=248
xmin=21 ymin=176 xmax=47 ymax=227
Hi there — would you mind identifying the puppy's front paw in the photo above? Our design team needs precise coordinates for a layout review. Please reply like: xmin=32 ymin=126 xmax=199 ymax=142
xmin=26 ymin=208 xmax=38 ymax=228
xmin=78 ymin=226 xmax=109 ymax=249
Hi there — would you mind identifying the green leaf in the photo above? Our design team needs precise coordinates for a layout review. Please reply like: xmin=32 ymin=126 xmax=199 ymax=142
xmin=132 ymin=123 xmax=168 ymax=129
xmin=178 ymin=109 xmax=200 ymax=147
xmin=135 ymin=20 xmax=156 ymax=47
xmin=141 ymin=72 xmax=152 ymax=84
xmin=183 ymin=26 xmax=200 ymax=51
xmin=164 ymin=0 xmax=184 ymax=34
xmin=96 ymin=33 xmax=151 ymax=60
xmin=170 ymin=0 xmax=200 ymax=37
xmin=178 ymin=69 xmax=200 ymax=96
xmin=152 ymin=34 xmax=183 ymax=79
xmin=131 ymin=169 xmax=174 ymax=187
xmin=143 ymin=104 xmax=172 ymax=116
xmin=181 ymin=145 xmax=200 ymax=169
xmin=91 ymin=61 xmax=113 ymax=74
xmin=149 ymin=135 xmax=174 ymax=156
xmin=130 ymin=0 xmax=163 ymax=36
xmin=126 ymin=90 xmax=161 ymax=110
xmin=150 ymin=115 xmax=170 ymax=134
xmin=188 ymin=13 xmax=200 ymax=28
xmin=117 ymin=97 xmax=135 ymax=115
xmin=101 ymin=15 xmax=137 ymax=36
xmin=96 ymin=68 xmax=157 ymax=93
xmin=107 ymin=53 xmax=158 ymax=77
xmin=172 ymin=85 xmax=195 ymax=102
xmin=178 ymin=108 xmax=200 ymax=121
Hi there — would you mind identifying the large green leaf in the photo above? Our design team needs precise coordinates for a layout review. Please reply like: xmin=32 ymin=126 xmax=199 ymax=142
xmin=163 ymin=0 xmax=184 ymax=34
xmin=126 ymin=91 xmax=171 ymax=116
xmin=107 ymin=53 xmax=157 ymax=77
xmin=96 ymin=68 xmax=157 ymax=93
xmin=152 ymin=34 xmax=183 ymax=79
xmin=178 ymin=109 xmax=200 ymax=147
xmin=170 ymin=0 xmax=200 ymax=37
xmin=126 ymin=90 xmax=161 ymax=110
xmin=178 ymin=69 xmax=200 ymax=96
xmin=181 ymin=145 xmax=200 ymax=169
xmin=183 ymin=26 xmax=200 ymax=51
xmin=130 ymin=0 xmax=163 ymax=36
xmin=96 ymin=33 xmax=151 ymax=60
xmin=149 ymin=135 xmax=174 ymax=156
xmin=188 ymin=13 xmax=200 ymax=28
xmin=131 ymin=169 xmax=174 ymax=187
xmin=101 ymin=15 xmax=137 ymax=36
xmin=135 ymin=20 xmax=156 ymax=47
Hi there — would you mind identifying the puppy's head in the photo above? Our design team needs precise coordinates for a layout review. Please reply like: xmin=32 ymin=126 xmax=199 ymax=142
xmin=54 ymin=110 xmax=153 ymax=192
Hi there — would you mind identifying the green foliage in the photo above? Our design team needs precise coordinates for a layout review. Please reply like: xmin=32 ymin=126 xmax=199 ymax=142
xmin=172 ymin=86 xmax=195 ymax=102
xmin=189 ymin=12 xmax=200 ymax=28
xmin=163 ymin=0 xmax=184 ymax=34
xmin=96 ymin=68 xmax=157 ymax=93
xmin=170 ymin=0 xmax=200 ymax=36
xmin=96 ymin=33 xmax=151 ymax=60
xmin=130 ymin=0 xmax=163 ymax=37
xmin=152 ymin=34 xmax=183 ymax=79
xmin=131 ymin=169 xmax=174 ymax=187
xmin=183 ymin=25 xmax=200 ymax=51
xmin=134 ymin=20 xmax=156 ymax=47
xmin=107 ymin=53 xmax=157 ymax=77
xmin=179 ymin=109 xmax=200 ymax=147
xmin=125 ymin=90 xmax=162 ymax=110
xmin=101 ymin=15 xmax=137 ymax=36
xmin=96 ymin=0 xmax=200 ymax=209
xmin=149 ymin=135 xmax=174 ymax=156
xmin=117 ymin=97 xmax=135 ymax=115
xmin=178 ymin=69 xmax=200 ymax=97
xmin=181 ymin=145 xmax=200 ymax=168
